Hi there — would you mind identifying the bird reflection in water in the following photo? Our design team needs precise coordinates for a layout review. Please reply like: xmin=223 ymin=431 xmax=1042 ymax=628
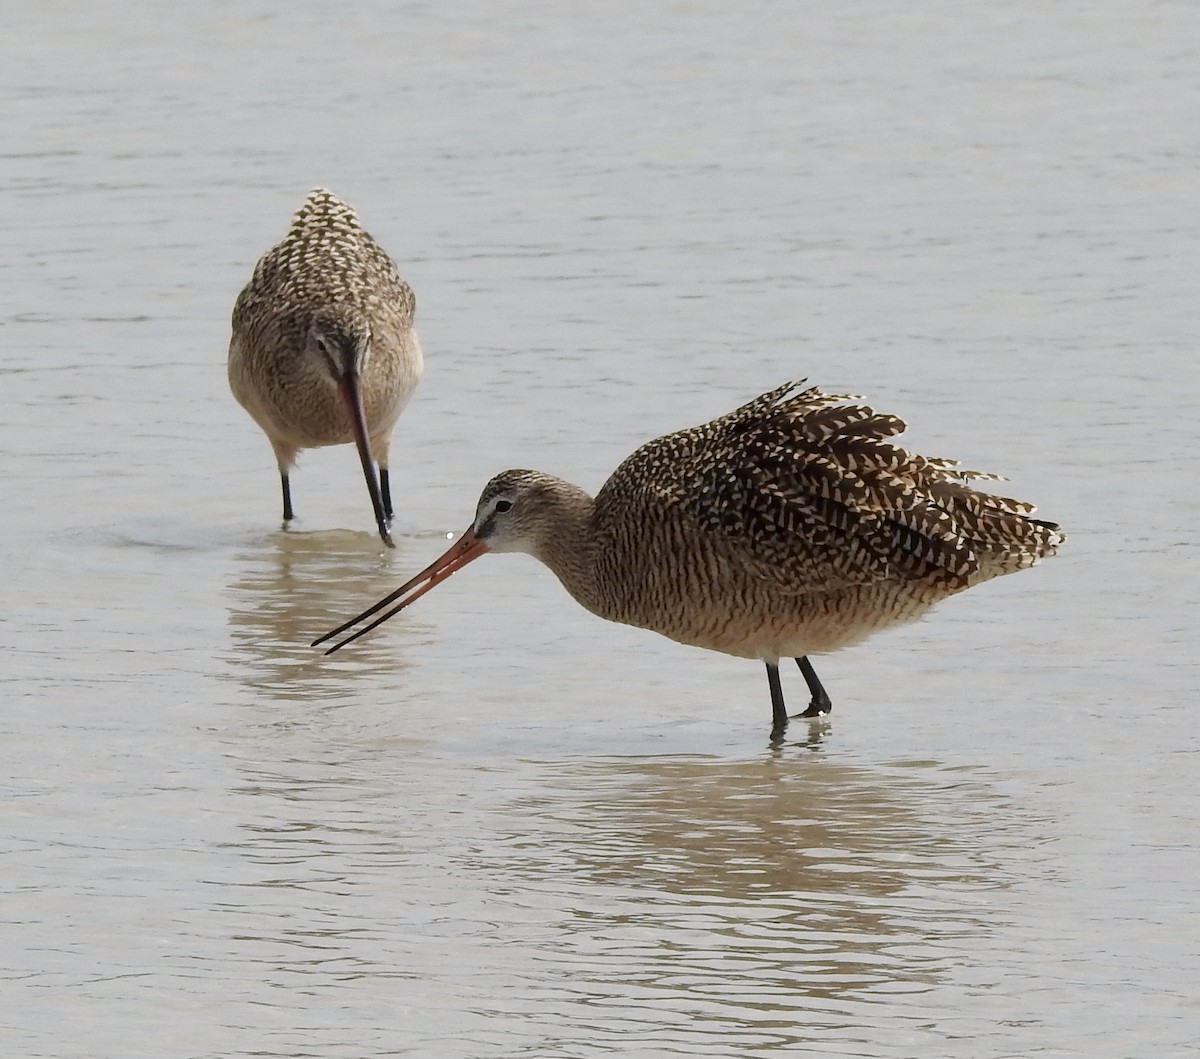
xmin=459 ymin=753 xmax=1044 ymax=1045
xmin=225 ymin=529 xmax=428 ymax=706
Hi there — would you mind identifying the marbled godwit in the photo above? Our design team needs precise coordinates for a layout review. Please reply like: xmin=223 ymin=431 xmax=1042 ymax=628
xmin=314 ymin=381 xmax=1064 ymax=736
xmin=228 ymin=188 xmax=423 ymax=546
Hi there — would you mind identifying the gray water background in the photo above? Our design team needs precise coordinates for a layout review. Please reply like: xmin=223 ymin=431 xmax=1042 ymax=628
xmin=3 ymin=2 xmax=1198 ymax=1056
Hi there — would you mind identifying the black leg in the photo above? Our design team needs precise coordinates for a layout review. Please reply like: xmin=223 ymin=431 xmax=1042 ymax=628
xmin=281 ymin=472 xmax=295 ymax=522
xmin=379 ymin=466 xmax=393 ymax=522
xmin=795 ymin=656 xmax=832 ymax=716
xmin=766 ymin=662 xmax=788 ymax=737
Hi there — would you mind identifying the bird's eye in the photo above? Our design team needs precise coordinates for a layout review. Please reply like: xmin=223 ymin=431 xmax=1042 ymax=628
xmin=494 ymin=499 xmax=513 ymax=514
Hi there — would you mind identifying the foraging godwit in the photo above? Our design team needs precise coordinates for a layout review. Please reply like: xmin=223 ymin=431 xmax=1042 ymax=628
xmin=228 ymin=188 xmax=423 ymax=546
xmin=314 ymin=381 xmax=1064 ymax=736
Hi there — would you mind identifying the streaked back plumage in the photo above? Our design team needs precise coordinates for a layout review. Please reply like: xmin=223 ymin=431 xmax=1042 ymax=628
xmin=603 ymin=381 xmax=1062 ymax=598
xmin=233 ymin=189 xmax=416 ymax=338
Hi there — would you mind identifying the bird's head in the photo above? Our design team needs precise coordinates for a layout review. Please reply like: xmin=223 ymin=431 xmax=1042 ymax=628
xmin=301 ymin=311 xmax=393 ymax=547
xmin=470 ymin=469 xmax=592 ymax=558
xmin=305 ymin=313 xmax=372 ymax=383
xmin=312 ymin=468 xmax=595 ymax=654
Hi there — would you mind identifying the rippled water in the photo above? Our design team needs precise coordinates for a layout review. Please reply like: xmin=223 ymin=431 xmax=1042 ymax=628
xmin=3 ymin=2 xmax=1198 ymax=1056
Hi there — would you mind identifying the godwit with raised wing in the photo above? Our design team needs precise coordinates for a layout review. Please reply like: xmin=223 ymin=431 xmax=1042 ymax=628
xmin=228 ymin=188 xmax=423 ymax=547
xmin=314 ymin=381 xmax=1064 ymax=737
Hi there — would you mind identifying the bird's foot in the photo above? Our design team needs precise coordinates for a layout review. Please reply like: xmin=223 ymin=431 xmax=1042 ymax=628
xmin=795 ymin=696 xmax=831 ymax=719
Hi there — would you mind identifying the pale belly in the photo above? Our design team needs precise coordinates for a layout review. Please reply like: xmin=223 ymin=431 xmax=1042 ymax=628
xmin=613 ymin=578 xmax=947 ymax=662
xmin=228 ymin=338 xmax=412 ymax=451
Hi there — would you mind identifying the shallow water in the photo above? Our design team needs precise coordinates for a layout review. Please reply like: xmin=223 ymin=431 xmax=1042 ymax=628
xmin=3 ymin=2 xmax=1199 ymax=1056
